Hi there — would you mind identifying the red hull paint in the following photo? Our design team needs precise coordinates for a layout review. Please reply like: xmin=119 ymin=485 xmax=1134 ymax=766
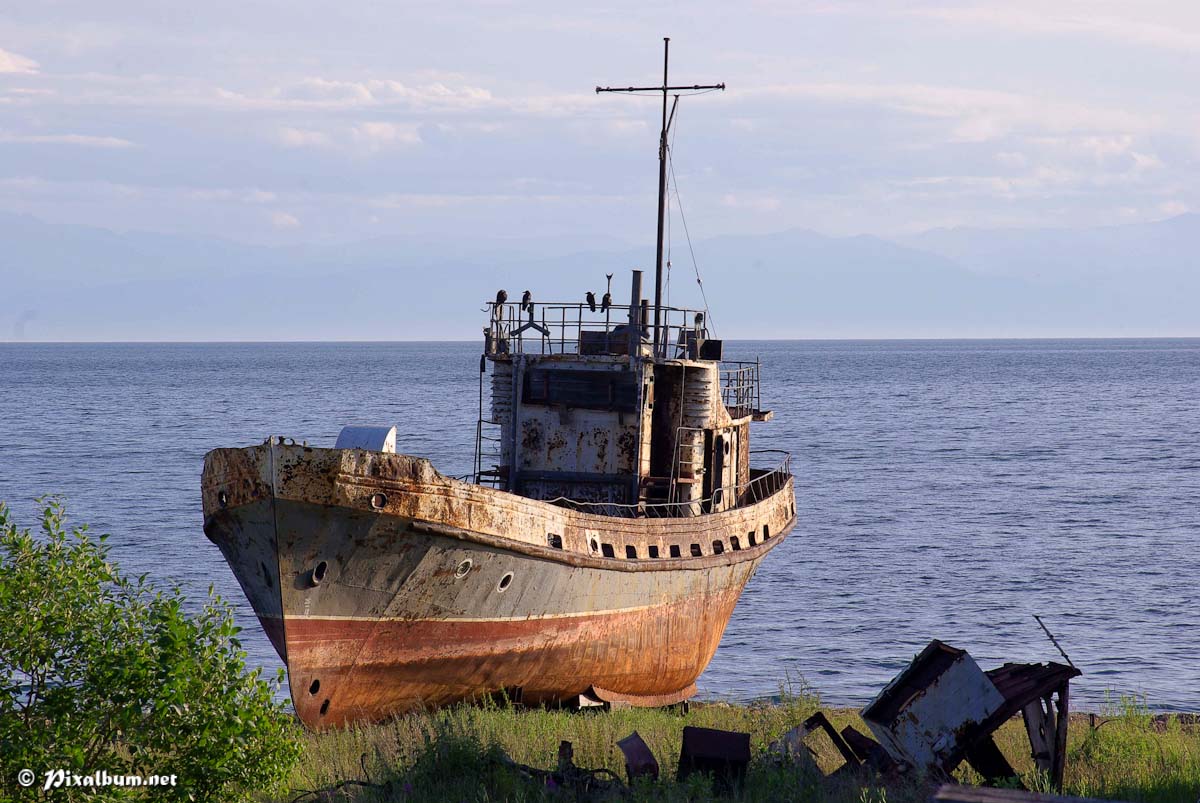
xmin=286 ymin=586 xmax=744 ymax=727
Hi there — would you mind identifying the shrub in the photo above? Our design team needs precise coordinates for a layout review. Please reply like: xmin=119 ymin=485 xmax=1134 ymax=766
xmin=0 ymin=499 xmax=301 ymax=802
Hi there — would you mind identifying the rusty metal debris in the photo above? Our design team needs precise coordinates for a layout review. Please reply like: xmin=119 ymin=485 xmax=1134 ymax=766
xmin=780 ymin=641 xmax=1080 ymax=791
xmin=616 ymin=731 xmax=659 ymax=783
xmin=677 ymin=725 xmax=751 ymax=794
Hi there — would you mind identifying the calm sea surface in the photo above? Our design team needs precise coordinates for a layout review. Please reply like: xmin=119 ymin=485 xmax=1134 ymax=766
xmin=1 ymin=340 xmax=1197 ymax=711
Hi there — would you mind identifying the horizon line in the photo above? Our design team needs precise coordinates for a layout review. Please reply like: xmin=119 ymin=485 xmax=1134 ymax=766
xmin=4 ymin=335 xmax=1200 ymax=345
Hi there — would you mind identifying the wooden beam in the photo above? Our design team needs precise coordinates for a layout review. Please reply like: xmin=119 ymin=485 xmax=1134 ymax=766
xmin=1051 ymin=682 xmax=1071 ymax=791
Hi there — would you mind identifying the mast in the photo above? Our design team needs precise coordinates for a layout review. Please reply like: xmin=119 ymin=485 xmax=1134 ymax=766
xmin=653 ymin=38 xmax=670 ymax=359
xmin=597 ymin=39 xmax=724 ymax=357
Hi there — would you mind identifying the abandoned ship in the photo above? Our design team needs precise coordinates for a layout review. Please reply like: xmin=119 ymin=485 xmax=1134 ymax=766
xmin=201 ymin=41 xmax=796 ymax=729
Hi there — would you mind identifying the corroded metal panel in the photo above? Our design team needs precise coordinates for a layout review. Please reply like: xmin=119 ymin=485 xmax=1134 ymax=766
xmin=863 ymin=643 xmax=1006 ymax=769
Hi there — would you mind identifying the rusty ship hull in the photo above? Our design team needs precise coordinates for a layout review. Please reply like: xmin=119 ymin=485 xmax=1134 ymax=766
xmin=202 ymin=439 xmax=794 ymax=729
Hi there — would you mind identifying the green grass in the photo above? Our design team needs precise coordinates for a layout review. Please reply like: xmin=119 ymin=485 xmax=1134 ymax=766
xmin=274 ymin=692 xmax=1200 ymax=803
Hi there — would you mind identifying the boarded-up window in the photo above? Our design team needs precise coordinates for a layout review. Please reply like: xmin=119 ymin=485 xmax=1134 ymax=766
xmin=523 ymin=368 xmax=638 ymax=412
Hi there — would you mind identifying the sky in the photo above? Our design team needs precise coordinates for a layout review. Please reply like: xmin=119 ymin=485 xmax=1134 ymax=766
xmin=2 ymin=0 xmax=1200 ymax=249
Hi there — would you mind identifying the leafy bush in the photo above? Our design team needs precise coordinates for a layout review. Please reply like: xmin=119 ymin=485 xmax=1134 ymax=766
xmin=0 ymin=499 xmax=301 ymax=801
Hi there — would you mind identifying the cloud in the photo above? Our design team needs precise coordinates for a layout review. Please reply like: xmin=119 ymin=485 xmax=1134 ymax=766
xmin=270 ymin=211 xmax=300 ymax=229
xmin=222 ymin=77 xmax=496 ymax=112
xmin=908 ymin=6 xmax=1200 ymax=52
xmin=0 ymin=47 xmax=38 ymax=74
xmin=276 ymin=126 xmax=331 ymax=148
xmin=349 ymin=121 xmax=422 ymax=150
xmin=189 ymin=188 xmax=277 ymax=203
xmin=0 ymin=131 xmax=135 ymax=148
xmin=750 ymin=81 xmax=1155 ymax=143
xmin=721 ymin=193 xmax=782 ymax=212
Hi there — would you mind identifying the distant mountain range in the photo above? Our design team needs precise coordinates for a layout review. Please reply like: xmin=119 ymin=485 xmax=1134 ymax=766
xmin=2 ymin=211 xmax=1197 ymax=340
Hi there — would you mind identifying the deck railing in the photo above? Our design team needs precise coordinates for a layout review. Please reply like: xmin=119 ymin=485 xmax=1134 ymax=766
xmin=720 ymin=359 xmax=761 ymax=418
xmin=484 ymin=301 xmax=711 ymax=358
xmin=546 ymin=450 xmax=792 ymax=519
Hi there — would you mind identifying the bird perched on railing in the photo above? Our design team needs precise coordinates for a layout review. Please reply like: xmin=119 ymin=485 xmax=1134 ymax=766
xmin=521 ymin=290 xmax=533 ymax=312
xmin=493 ymin=289 xmax=507 ymax=319
xmin=585 ymin=291 xmax=597 ymax=312
xmin=602 ymin=273 xmax=614 ymax=312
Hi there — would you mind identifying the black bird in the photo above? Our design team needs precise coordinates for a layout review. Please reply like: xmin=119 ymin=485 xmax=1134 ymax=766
xmin=495 ymin=289 xmax=508 ymax=306
xmin=585 ymin=291 xmax=597 ymax=312
xmin=521 ymin=290 xmax=532 ymax=312
xmin=600 ymin=292 xmax=612 ymax=313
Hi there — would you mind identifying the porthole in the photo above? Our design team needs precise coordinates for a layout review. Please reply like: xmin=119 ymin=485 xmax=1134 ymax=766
xmin=455 ymin=559 xmax=473 ymax=579
xmin=590 ymin=538 xmax=599 ymax=553
xmin=369 ymin=492 xmax=388 ymax=510
xmin=309 ymin=679 xmax=320 ymax=696
xmin=319 ymin=699 xmax=330 ymax=716
xmin=497 ymin=572 xmax=514 ymax=592
xmin=312 ymin=560 xmax=328 ymax=585
xmin=547 ymin=533 xmax=563 ymax=549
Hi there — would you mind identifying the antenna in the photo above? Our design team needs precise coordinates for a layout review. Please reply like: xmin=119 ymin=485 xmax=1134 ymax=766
xmin=596 ymin=38 xmax=724 ymax=357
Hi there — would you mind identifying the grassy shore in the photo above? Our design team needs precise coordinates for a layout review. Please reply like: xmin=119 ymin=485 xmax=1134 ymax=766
xmin=274 ymin=691 xmax=1200 ymax=802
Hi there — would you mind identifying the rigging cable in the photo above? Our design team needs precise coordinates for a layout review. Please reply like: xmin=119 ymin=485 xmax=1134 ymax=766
xmin=666 ymin=112 xmax=715 ymax=338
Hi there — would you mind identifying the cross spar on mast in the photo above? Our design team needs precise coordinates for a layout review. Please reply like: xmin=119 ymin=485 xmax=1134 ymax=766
xmin=596 ymin=38 xmax=725 ymax=357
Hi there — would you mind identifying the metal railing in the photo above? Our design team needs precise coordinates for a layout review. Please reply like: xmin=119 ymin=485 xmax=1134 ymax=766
xmin=484 ymin=301 xmax=711 ymax=358
xmin=545 ymin=451 xmax=791 ymax=519
xmin=720 ymin=359 xmax=761 ymax=418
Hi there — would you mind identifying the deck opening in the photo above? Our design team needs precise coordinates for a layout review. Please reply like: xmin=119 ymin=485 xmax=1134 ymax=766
xmin=625 ymin=545 xmax=638 ymax=559
xmin=498 ymin=572 xmax=514 ymax=592
xmin=601 ymin=543 xmax=615 ymax=558
xmin=730 ymin=536 xmax=741 ymax=551
xmin=648 ymin=545 xmax=660 ymax=558
xmin=309 ymin=679 xmax=320 ymax=695
xmin=547 ymin=533 xmax=563 ymax=549
xmin=312 ymin=560 xmax=328 ymax=585
xmin=454 ymin=559 xmax=473 ymax=579
xmin=670 ymin=545 xmax=681 ymax=558
xmin=712 ymin=540 xmax=725 ymax=555
xmin=690 ymin=543 xmax=703 ymax=557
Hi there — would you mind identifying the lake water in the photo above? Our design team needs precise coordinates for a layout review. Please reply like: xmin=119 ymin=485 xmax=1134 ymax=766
xmin=1 ymin=340 xmax=1197 ymax=712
